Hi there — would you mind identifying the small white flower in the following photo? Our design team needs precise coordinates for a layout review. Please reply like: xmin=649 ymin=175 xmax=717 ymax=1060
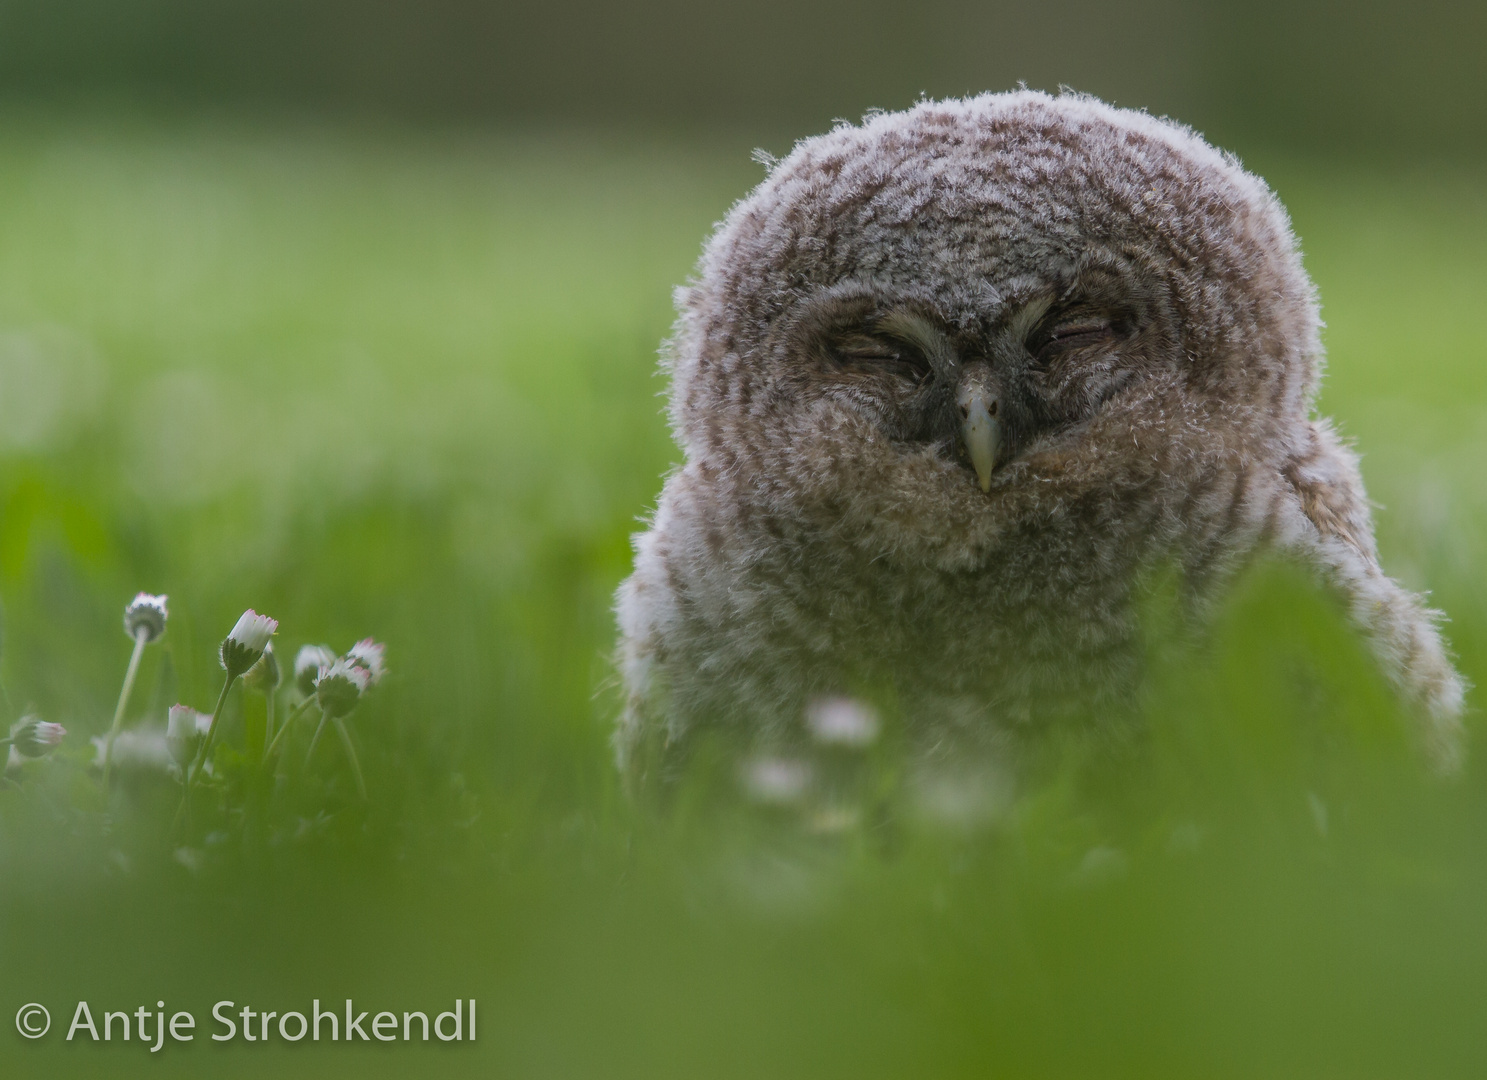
xmin=123 ymin=592 xmax=169 ymax=643
xmin=346 ymin=638 xmax=387 ymax=685
xmin=228 ymin=609 xmax=277 ymax=652
xmin=166 ymin=705 xmax=212 ymax=766
xmin=908 ymin=763 xmax=1014 ymax=831
xmin=166 ymin=704 xmax=212 ymax=738
xmin=805 ymin=696 xmax=880 ymax=748
xmin=294 ymin=644 xmax=336 ymax=696
xmin=88 ymin=729 xmax=173 ymax=773
xmin=315 ymin=658 xmax=370 ymax=719
xmin=219 ymin=609 xmax=278 ymax=678
xmin=9 ymin=715 xmax=66 ymax=758
xmin=740 ymin=756 xmax=812 ymax=805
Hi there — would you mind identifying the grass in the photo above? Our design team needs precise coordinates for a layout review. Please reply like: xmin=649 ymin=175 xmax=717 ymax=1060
xmin=0 ymin=112 xmax=1485 ymax=1078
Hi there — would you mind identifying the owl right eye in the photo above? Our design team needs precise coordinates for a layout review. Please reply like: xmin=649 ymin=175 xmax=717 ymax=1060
xmin=829 ymin=332 xmax=933 ymax=384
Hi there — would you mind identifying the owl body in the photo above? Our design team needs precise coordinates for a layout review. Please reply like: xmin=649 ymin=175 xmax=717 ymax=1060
xmin=616 ymin=92 xmax=1465 ymax=775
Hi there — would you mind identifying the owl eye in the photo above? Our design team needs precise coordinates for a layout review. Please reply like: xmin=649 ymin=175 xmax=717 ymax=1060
xmin=829 ymin=332 xmax=933 ymax=384
xmin=1028 ymin=305 xmax=1123 ymax=360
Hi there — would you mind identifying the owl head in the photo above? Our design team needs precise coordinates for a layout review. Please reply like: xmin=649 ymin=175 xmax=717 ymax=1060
xmin=665 ymin=91 xmax=1321 ymax=570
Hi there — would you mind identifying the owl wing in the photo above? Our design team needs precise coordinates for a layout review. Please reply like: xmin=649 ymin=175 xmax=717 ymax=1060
xmin=1277 ymin=419 xmax=1467 ymax=772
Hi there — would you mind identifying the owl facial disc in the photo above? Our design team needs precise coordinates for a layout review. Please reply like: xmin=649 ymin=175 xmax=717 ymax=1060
xmin=956 ymin=363 xmax=1002 ymax=492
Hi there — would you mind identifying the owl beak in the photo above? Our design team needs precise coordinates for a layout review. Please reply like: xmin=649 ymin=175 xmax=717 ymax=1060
xmin=956 ymin=383 xmax=1001 ymax=493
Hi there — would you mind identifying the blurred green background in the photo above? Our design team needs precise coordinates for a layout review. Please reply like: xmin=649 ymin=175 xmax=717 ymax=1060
xmin=1 ymin=0 xmax=1486 ymax=160
xmin=1 ymin=3 xmax=1486 ymax=1077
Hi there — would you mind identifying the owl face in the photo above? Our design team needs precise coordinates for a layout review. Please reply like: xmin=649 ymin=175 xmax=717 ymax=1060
xmin=667 ymin=92 xmax=1320 ymax=567
xmin=773 ymin=248 xmax=1180 ymax=495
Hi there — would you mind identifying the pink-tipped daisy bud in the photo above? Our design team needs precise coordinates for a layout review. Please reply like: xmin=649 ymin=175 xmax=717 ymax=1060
xmin=294 ymin=644 xmax=336 ymax=697
xmin=220 ymin=609 xmax=278 ymax=679
xmin=10 ymin=715 xmax=66 ymax=758
xmin=166 ymin=704 xmax=211 ymax=767
xmin=346 ymin=638 xmax=387 ymax=686
xmin=123 ymin=592 xmax=169 ymax=644
xmin=243 ymin=641 xmax=282 ymax=694
xmin=315 ymin=658 xmax=369 ymax=719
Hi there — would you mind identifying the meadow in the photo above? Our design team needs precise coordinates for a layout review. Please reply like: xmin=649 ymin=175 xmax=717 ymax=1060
xmin=1 ymin=111 xmax=1486 ymax=1078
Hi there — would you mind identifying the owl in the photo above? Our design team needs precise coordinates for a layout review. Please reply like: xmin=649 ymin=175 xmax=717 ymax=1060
xmin=614 ymin=91 xmax=1466 ymax=785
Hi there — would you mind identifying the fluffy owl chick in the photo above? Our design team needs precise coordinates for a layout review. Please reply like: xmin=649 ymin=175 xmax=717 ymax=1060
xmin=615 ymin=91 xmax=1466 ymax=779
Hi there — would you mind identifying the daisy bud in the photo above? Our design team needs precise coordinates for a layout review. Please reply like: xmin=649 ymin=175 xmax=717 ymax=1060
xmin=315 ymin=658 xmax=370 ymax=719
xmin=123 ymin=592 xmax=169 ymax=644
xmin=243 ymin=641 xmax=282 ymax=694
xmin=294 ymin=644 xmax=336 ymax=697
xmin=166 ymin=704 xmax=211 ymax=767
xmin=219 ymin=609 xmax=278 ymax=679
xmin=346 ymin=638 xmax=388 ymax=686
xmin=740 ymin=756 xmax=812 ymax=805
xmin=805 ymin=696 xmax=880 ymax=748
xmin=10 ymin=715 xmax=66 ymax=758
xmin=88 ymin=730 xmax=171 ymax=774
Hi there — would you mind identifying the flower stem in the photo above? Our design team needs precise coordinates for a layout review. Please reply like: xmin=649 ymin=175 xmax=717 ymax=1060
xmin=262 ymin=693 xmax=276 ymax=760
xmin=332 ymin=716 xmax=367 ymax=800
xmin=263 ymin=698 xmax=317 ymax=764
xmin=305 ymin=713 xmax=329 ymax=767
xmin=102 ymin=630 xmax=148 ymax=790
xmin=176 ymin=673 xmax=237 ymax=831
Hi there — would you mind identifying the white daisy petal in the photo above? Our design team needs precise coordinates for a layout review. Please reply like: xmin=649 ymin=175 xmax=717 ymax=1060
xmin=123 ymin=592 xmax=169 ymax=643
